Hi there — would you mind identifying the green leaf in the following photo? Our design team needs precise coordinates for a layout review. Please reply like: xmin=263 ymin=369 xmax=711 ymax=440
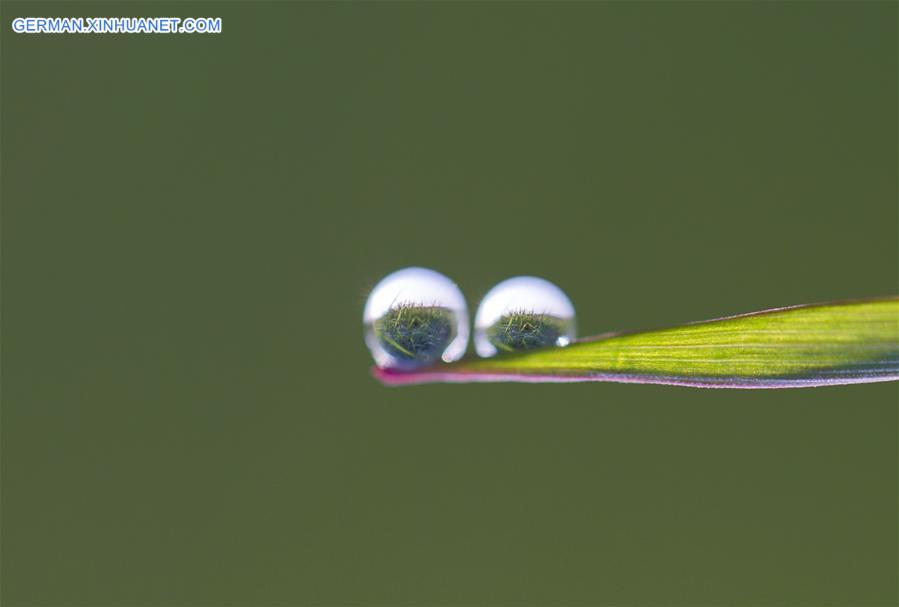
xmin=374 ymin=298 xmax=899 ymax=388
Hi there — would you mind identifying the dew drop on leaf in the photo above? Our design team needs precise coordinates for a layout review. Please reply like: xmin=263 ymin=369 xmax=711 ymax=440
xmin=364 ymin=267 xmax=469 ymax=369
xmin=474 ymin=276 xmax=577 ymax=357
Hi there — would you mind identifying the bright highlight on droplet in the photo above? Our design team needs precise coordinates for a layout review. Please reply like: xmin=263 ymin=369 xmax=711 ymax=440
xmin=364 ymin=267 xmax=469 ymax=369
xmin=474 ymin=276 xmax=576 ymax=357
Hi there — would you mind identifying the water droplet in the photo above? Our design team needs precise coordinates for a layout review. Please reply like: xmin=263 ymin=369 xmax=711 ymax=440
xmin=364 ymin=267 xmax=469 ymax=369
xmin=474 ymin=276 xmax=576 ymax=357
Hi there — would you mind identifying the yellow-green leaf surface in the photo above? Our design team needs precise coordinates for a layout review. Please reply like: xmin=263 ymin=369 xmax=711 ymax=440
xmin=374 ymin=298 xmax=899 ymax=388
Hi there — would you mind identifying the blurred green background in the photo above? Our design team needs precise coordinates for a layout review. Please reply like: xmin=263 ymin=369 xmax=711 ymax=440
xmin=2 ymin=1 xmax=897 ymax=605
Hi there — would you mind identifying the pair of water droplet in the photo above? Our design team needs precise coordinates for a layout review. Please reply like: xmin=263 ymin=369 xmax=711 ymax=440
xmin=364 ymin=267 xmax=576 ymax=369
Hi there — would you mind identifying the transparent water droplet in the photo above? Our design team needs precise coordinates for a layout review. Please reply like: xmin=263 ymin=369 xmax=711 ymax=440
xmin=364 ymin=267 xmax=469 ymax=369
xmin=474 ymin=276 xmax=576 ymax=357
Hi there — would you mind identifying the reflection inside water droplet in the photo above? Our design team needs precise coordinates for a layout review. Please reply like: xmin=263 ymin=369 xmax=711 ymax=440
xmin=474 ymin=276 xmax=576 ymax=357
xmin=364 ymin=267 xmax=469 ymax=369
